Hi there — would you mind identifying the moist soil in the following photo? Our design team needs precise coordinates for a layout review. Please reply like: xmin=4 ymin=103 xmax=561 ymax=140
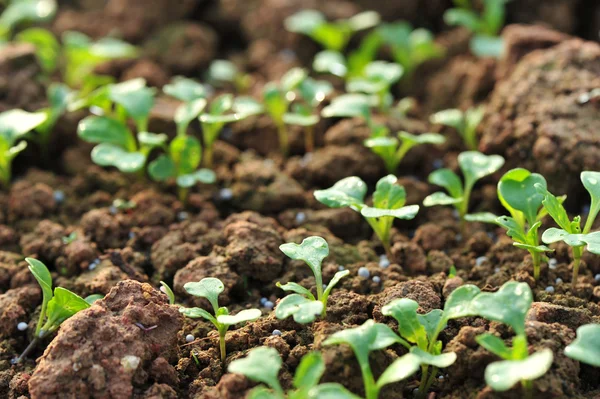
xmin=1 ymin=1 xmax=600 ymax=398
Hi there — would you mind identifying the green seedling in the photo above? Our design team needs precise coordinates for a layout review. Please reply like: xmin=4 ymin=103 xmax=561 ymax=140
xmin=16 ymin=27 xmax=60 ymax=76
xmin=536 ymin=172 xmax=600 ymax=287
xmin=284 ymin=9 xmax=380 ymax=52
xmin=364 ymin=131 xmax=445 ymax=174
xmin=112 ymin=198 xmax=136 ymax=211
xmin=382 ymin=284 xmax=481 ymax=396
xmin=62 ymin=31 xmax=137 ymax=89
xmin=263 ymin=67 xmax=308 ymax=156
xmin=147 ymin=133 xmax=216 ymax=203
xmin=0 ymin=109 xmax=48 ymax=186
xmin=346 ymin=61 xmax=403 ymax=113
xmin=565 ymin=324 xmax=600 ymax=367
xmin=324 ymin=319 xmax=430 ymax=399
xmin=160 ymin=281 xmax=175 ymax=305
xmin=429 ymin=106 xmax=485 ymax=151
xmin=283 ymin=76 xmax=332 ymax=153
xmin=206 ymin=59 xmax=251 ymax=93
xmin=17 ymin=258 xmax=91 ymax=362
xmin=423 ymin=151 xmax=504 ymax=229
xmin=466 ymin=168 xmax=554 ymax=280
xmin=163 ymin=76 xmax=207 ymax=103
xmin=444 ymin=0 xmax=509 ymax=58
xmin=61 ymin=232 xmax=77 ymax=245
xmin=377 ymin=22 xmax=444 ymax=81
xmin=199 ymin=94 xmax=263 ymax=167
xmin=229 ymin=347 xmax=359 ymax=399
xmin=34 ymin=83 xmax=71 ymax=157
xmin=276 ymin=236 xmax=349 ymax=324
xmin=472 ymin=281 xmax=553 ymax=395
xmin=77 ymin=79 xmax=167 ymax=175
xmin=315 ymin=175 xmax=419 ymax=256
xmin=180 ymin=277 xmax=261 ymax=365
xmin=0 ymin=0 xmax=56 ymax=40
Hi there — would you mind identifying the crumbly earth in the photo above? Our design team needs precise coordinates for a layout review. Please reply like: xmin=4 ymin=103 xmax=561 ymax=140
xmin=0 ymin=5 xmax=596 ymax=399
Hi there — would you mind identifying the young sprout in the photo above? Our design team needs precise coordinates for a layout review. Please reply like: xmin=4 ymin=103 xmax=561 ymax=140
xmin=34 ymin=83 xmax=72 ymax=157
xmin=283 ymin=76 xmax=333 ymax=153
xmin=423 ymin=151 xmax=504 ymax=230
xmin=163 ymin=76 xmax=207 ymax=103
xmin=229 ymin=347 xmax=359 ymax=398
xmin=324 ymin=319 xmax=425 ymax=399
xmin=61 ymin=232 xmax=77 ymax=245
xmin=17 ymin=258 xmax=91 ymax=363
xmin=77 ymin=79 xmax=167 ymax=175
xmin=276 ymin=236 xmax=349 ymax=323
xmin=159 ymin=281 xmax=175 ymax=305
xmin=376 ymin=22 xmax=444 ymax=81
xmin=16 ymin=27 xmax=60 ymax=76
xmin=471 ymin=282 xmax=553 ymax=395
xmin=0 ymin=0 xmax=56 ymax=40
xmin=444 ymin=0 xmax=508 ymax=57
xmin=565 ymin=324 xmax=600 ymax=367
xmin=199 ymin=94 xmax=263 ymax=167
xmin=346 ymin=61 xmax=403 ymax=113
xmin=179 ymin=277 xmax=261 ymax=365
xmin=364 ymin=132 xmax=445 ymax=174
xmin=284 ymin=9 xmax=380 ymax=52
xmin=147 ymin=134 xmax=216 ymax=202
xmin=429 ymin=106 xmax=485 ymax=151
xmin=315 ymin=175 xmax=419 ymax=257
xmin=382 ymin=284 xmax=481 ymax=396
xmin=0 ymin=109 xmax=48 ymax=186
xmin=536 ymin=172 xmax=600 ymax=287
xmin=263 ymin=67 xmax=308 ymax=156
xmin=206 ymin=59 xmax=251 ymax=93
xmin=466 ymin=168 xmax=554 ymax=280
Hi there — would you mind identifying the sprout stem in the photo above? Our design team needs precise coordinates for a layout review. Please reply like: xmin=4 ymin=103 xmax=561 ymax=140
xmin=178 ymin=187 xmax=189 ymax=204
xmin=521 ymin=379 xmax=533 ymax=399
xmin=276 ymin=122 xmax=289 ymax=157
xmin=571 ymin=250 xmax=582 ymax=288
xmin=219 ymin=328 xmax=227 ymax=366
xmin=15 ymin=337 xmax=39 ymax=364
xmin=532 ymin=252 xmax=541 ymax=281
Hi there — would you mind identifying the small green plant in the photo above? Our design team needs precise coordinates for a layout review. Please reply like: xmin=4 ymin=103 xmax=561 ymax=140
xmin=275 ymin=236 xmax=349 ymax=324
xmin=163 ymin=76 xmax=207 ymax=103
xmin=160 ymin=281 xmax=175 ymax=305
xmin=346 ymin=61 xmax=403 ymax=113
xmin=77 ymin=79 xmax=167 ymax=175
xmin=15 ymin=27 xmax=60 ymax=76
xmin=471 ymin=281 xmax=553 ymax=395
xmin=17 ymin=258 xmax=91 ymax=362
xmin=444 ymin=0 xmax=509 ymax=58
xmin=229 ymin=347 xmax=359 ymax=398
xmin=536 ymin=172 xmax=600 ymax=287
xmin=377 ymin=22 xmax=444 ymax=81
xmin=315 ymin=175 xmax=419 ymax=256
xmin=34 ymin=83 xmax=71 ymax=157
xmin=61 ymin=232 xmax=77 ymax=245
xmin=179 ymin=277 xmax=261 ymax=364
xmin=324 ymin=319 xmax=430 ymax=399
xmin=364 ymin=132 xmax=445 ymax=174
xmin=199 ymin=94 xmax=263 ymax=167
xmin=284 ymin=9 xmax=380 ymax=52
xmin=206 ymin=59 xmax=251 ymax=93
xmin=382 ymin=284 xmax=481 ymax=396
xmin=466 ymin=168 xmax=554 ymax=280
xmin=423 ymin=151 xmax=504 ymax=226
xmin=0 ymin=109 xmax=48 ymax=186
xmin=429 ymin=106 xmax=485 ymax=151
xmin=0 ymin=0 xmax=56 ymax=40
xmin=565 ymin=324 xmax=600 ymax=367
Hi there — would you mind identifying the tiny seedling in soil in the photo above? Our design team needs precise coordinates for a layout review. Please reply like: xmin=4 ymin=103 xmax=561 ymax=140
xmin=466 ymin=168 xmax=554 ymax=280
xmin=377 ymin=22 xmax=444 ymax=82
xmin=324 ymin=319 xmax=429 ymax=399
xmin=423 ymin=151 xmax=504 ymax=230
xmin=284 ymin=9 xmax=380 ymax=52
xmin=382 ymin=284 xmax=481 ymax=396
xmin=472 ymin=281 xmax=554 ymax=395
xmin=315 ymin=175 xmax=419 ymax=257
xmin=199 ymin=94 xmax=263 ymax=167
xmin=179 ymin=277 xmax=261 ymax=364
xmin=536 ymin=171 xmax=600 ymax=287
xmin=17 ymin=258 xmax=91 ymax=363
xmin=364 ymin=131 xmax=445 ymax=174
xmin=275 ymin=236 xmax=349 ymax=324
xmin=0 ymin=109 xmax=48 ymax=186
xmin=346 ymin=61 xmax=403 ymax=113
xmin=444 ymin=0 xmax=509 ymax=58
xmin=429 ymin=106 xmax=485 ymax=151
xmin=61 ymin=232 xmax=77 ymax=245
xmin=229 ymin=347 xmax=359 ymax=398
xmin=206 ymin=59 xmax=252 ymax=93
xmin=163 ymin=76 xmax=207 ymax=103
xmin=76 ymin=79 xmax=168 ymax=175
xmin=565 ymin=323 xmax=600 ymax=367
xmin=160 ymin=281 xmax=176 ymax=305
xmin=15 ymin=27 xmax=60 ymax=76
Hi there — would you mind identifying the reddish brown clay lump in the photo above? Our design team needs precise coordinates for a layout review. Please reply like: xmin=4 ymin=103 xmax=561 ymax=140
xmin=28 ymin=280 xmax=182 ymax=398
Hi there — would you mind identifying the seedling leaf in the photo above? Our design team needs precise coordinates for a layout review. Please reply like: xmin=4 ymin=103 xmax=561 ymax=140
xmin=410 ymin=347 xmax=457 ymax=368
xmin=294 ymin=352 xmax=325 ymax=391
xmin=484 ymin=349 xmax=553 ymax=391
xmin=423 ymin=192 xmax=463 ymax=206
xmin=77 ymin=116 xmax=135 ymax=151
xmin=476 ymin=333 xmax=513 ymax=360
xmin=565 ymin=324 xmax=600 ymax=367
xmin=471 ymin=281 xmax=532 ymax=335
xmin=26 ymin=258 xmax=52 ymax=301
xmin=228 ymin=346 xmax=283 ymax=393
xmin=314 ymin=176 xmax=367 ymax=209
xmin=279 ymin=236 xmax=328 ymax=277
xmin=458 ymin=151 xmax=504 ymax=190
xmin=442 ymin=284 xmax=481 ymax=321
xmin=163 ymin=77 xmax=206 ymax=102
xmin=428 ymin=168 xmax=463 ymax=198
xmin=217 ymin=309 xmax=262 ymax=326
xmin=183 ymin=277 xmax=224 ymax=312
xmin=275 ymin=294 xmax=323 ymax=324
xmin=376 ymin=353 xmax=421 ymax=388
xmin=381 ymin=298 xmax=428 ymax=348
xmin=276 ymin=281 xmax=315 ymax=299
xmin=46 ymin=287 xmax=90 ymax=326
xmin=176 ymin=169 xmax=216 ymax=188
xmin=91 ymin=144 xmax=146 ymax=173
xmin=313 ymin=50 xmax=348 ymax=77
